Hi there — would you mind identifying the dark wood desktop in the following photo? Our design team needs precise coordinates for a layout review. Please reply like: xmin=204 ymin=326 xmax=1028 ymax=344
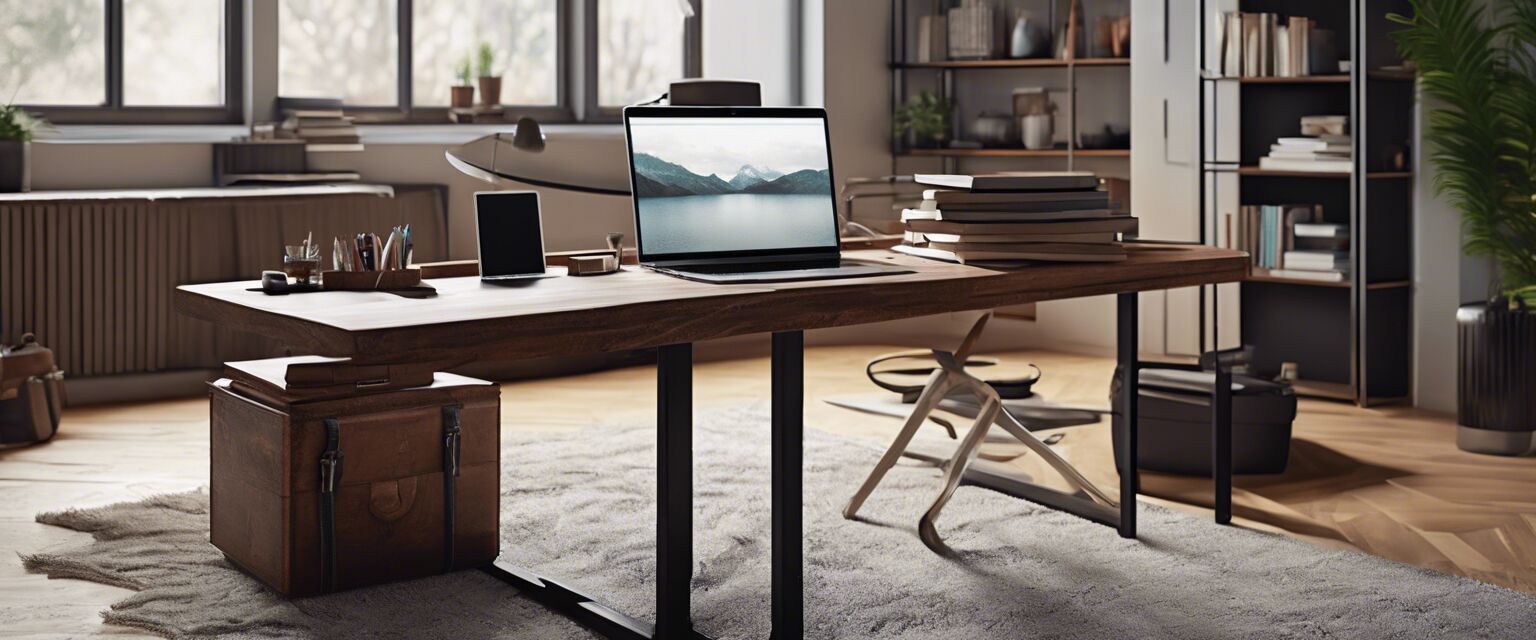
xmin=176 ymin=244 xmax=1249 ymax=640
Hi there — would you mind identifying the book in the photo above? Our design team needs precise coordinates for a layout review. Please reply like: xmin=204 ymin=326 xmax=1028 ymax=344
xmin=1267 ymin=150 xmax=1351 ymax=161
xmin=306 ymin=143 xmax=366 ymax=153
xmin=927 ymin=241 xmax=1125 ymax=255
xmin=916 ymin=199 xmax=1111 ymax=213
xmin=893 ymin=242 xmax=1127 ymax=264
xmin=1300 ymin=115 xmax=1348 ymax=137
xmin=1266 ymin=268 xmax=1347 ymax=282
xmin=1274 ymin=137 xmax=1350 ymax=151
xmin=915 ymin=231 xmax=1116 ymax=244
xmin=914 ymin=172 xmax=1100 ymax=192
xmin=901 ymin=208 xmax=1113 ymax=223
xmin=922 ymin=188 xmax=1108 ymax=205
xmin=1224 ymin=12 xmax=1243 ymax=77
xmin=1294 ymin=222 xmax=1347 ymax=238
xmin=1284 ymin=250 xmax=1348 ymax=271
xmin=904 ymin=217 xmax=1138 ymax=236
xmin=1258 ymin=157 xmax=1352 ymax=173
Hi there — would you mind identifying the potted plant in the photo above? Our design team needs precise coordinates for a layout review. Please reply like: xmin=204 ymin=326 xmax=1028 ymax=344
xmin=893 ymin=91 xmax=952 ymax=149
xmin=1391 ymin=0 xmax=1536 ymax=455
xmin=476 ymin=42 xmax=502 ymax=108
xmin=451 ymin=55 xmax=475 ymax=109
xmin=0 ymin=104 xmax=44 ymax=193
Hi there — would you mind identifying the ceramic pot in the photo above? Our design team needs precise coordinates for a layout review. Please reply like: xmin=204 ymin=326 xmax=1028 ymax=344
xmin=450 ymin=85 xmax=475 ymax=108
xmin=0 ymin=140 xmax=29 ymax=193
xmin=477 ymin=76 xmax=502 ymax=107
xmin=1021 ymin=114 xmax=1053 ymax=150
xmin=1456 ymin=302 xmax=1536 ymax=455
xmin=971 ymin=112 xmax=1014 ymax=146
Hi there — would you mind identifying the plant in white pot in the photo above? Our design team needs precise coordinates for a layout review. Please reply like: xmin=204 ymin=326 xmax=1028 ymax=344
xmin=476 ymin=42 xmax=502 ymax=108
xmin=1391 ymin=0 xmax=1536 ymax=455
xmin=0 ymin=104 xmax=44 ymax=193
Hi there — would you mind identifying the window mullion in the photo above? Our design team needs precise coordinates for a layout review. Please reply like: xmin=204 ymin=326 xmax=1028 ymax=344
xmin=399 ymin=0 xmax=412 ymax=112
xmin=106 ymin=0 xmax=125 ymax=108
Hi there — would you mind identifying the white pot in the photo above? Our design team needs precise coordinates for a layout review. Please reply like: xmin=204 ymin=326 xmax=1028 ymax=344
xmin=1020 ymin=114 xmax=1053 ymax=150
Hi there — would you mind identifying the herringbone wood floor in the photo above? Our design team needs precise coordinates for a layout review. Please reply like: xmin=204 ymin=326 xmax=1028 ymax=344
xmin=2 ymin=345 xmax=1532 ymax=638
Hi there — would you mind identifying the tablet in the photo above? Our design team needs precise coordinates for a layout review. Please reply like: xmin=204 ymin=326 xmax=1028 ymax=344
xmin=475 ymin=191 xmax=559 ymax=281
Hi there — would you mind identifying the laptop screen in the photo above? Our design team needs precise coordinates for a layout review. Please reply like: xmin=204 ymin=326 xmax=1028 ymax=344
xmin=624 ymin=109 xmax=840 ymax=262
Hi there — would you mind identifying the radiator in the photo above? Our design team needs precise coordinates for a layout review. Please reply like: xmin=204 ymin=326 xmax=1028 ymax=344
xmin=1 ymin=184 xmax=447 ymax=377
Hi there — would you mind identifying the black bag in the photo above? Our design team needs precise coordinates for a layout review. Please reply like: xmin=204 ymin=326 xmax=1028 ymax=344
xmin=0 ymin=333 xmax=64 ymax=448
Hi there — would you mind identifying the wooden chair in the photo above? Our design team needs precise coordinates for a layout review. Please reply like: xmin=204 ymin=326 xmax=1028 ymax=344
xmin=842 ymin=313 xmax=1119 ymax=552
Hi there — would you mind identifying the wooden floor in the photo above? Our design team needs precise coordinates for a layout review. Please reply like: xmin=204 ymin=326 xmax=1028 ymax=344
xmin=2 ymin=345 xmax=1533 ymax=637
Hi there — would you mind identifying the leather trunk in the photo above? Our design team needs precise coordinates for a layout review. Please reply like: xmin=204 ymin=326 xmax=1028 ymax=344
xmin=209 ymin=357 xmax=500 ymax=597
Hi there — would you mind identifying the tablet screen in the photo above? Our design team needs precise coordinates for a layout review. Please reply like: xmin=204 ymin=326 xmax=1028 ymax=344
xmin=476 ymin=192 xmax=547 ymax=277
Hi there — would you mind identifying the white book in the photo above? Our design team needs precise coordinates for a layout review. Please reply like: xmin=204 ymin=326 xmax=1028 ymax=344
xmin=916 ymin=231 xmax=1116 ymax=244
xmin=1267 ymin=150 xmax=1351 ymax=160
xmin=1274 ymin=137 xmax=1350 ymax=151
xmin=1267 ymin=268 xmax=1347 ymax=282
xmin=1258 ymin=157 xmax=1352 ymax=173
xmin=306 ymin=143 xmax=365 ymax=152
xmin=901 ymin=208 xmax=1113 ymax=223
xmin=1294 ymin=223 xmax=1348 ymax=238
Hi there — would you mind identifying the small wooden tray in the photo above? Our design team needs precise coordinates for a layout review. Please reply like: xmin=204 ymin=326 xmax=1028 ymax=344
xmin=322 ymin=269 xmax=423 ymax=290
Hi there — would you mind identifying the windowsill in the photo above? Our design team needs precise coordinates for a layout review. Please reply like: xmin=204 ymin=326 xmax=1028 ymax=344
xmin=38 ymin=123 xmax=624 ymax=146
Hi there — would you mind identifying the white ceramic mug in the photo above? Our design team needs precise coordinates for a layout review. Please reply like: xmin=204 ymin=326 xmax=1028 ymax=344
xmin=1021 ymin=114 xmax=1053 ymax=150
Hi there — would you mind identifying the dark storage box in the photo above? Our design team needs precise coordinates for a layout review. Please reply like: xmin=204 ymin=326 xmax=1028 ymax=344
xmin=1112 ymin=368 xmax=1297 ymax=475
xmin=210 ymin=356 xmax=500 ymax=597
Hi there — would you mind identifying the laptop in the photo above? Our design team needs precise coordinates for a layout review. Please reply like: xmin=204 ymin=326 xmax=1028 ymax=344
xmin=475 ymin=191 xmax=563 ymax=282
xmin=622 ymin=106 xmax=911 ymax=284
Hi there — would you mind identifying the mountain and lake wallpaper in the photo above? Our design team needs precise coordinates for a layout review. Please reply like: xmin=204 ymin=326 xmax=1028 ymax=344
xmin=627 ymin=117 xmax=839 ymax=256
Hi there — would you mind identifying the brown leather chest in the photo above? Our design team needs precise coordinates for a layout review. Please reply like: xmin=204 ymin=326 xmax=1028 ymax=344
xmin=209 ymin=357 xmax=500 ymax=597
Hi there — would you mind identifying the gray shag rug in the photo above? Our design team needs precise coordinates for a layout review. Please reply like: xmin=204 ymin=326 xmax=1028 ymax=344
xmin=23 ymin=405 xmax=1536 ymax=639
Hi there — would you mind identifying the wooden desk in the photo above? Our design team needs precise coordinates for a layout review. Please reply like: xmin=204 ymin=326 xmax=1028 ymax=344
xmin=176 ymin=244 xmax=1248 ymax=640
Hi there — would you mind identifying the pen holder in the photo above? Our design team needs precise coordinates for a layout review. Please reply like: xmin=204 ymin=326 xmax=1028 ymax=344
xmin=322 ymin=269 xmax=424 ymax=291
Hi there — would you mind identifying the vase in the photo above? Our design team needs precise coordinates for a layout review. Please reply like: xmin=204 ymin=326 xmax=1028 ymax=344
xmin=1456 ymin=302 xmax=1536 ymax=455
xmin=1021 ymin=114 xmax=1053 ymax=150
xmin=477 ymin=76 xmax=503 ymax=107
xmin=0 ymin=140 xmax=29 ymax=193
xmin=450 ymin=85 xmax=475 ymax=109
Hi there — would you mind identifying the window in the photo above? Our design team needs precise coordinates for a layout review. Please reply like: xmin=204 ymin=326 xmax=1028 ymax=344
xmin=282 ymin=0 xmax=699 ymax=123
xmin=278 ymin=0 xmax=399 ymax=106
xmin=0 ymin=0 xmax=240 ymax=123
xmin=412 ymin=0 xmax=559 ymax=107
xmin=597 ymin=0 xmax=687 ymax=108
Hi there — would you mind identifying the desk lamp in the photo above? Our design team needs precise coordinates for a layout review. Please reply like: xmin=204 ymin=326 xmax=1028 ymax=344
xmin=444 ymin=79 xmax=763 ymax=195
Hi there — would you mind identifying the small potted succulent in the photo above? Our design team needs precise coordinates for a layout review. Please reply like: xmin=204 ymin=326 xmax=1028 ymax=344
xmin=451 ymin=55 xmax=475 ymax=108
xmin=893 ymin=91 xmax=952 ymax=149
xmin=0 ymin=104 xmax=44 ymax=193
xmin=476 ymin=42 xmax=502 ymax=107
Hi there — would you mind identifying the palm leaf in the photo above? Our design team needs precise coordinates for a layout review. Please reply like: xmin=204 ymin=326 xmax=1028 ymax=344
xmin=1391 ymin=0 xmax=1536 ymax=307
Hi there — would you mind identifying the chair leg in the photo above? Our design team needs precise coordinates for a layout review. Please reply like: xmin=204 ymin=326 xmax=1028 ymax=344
xmin=843 ymin=369 xmax=954 ymax=519
xmin=991 ymin=409 xmax=1118 ymax=508
xmin=917 ymin=395 xmax=1000 ymax=552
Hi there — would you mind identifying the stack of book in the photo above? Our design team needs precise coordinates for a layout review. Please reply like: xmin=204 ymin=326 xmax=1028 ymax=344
xmin=1216 ymin=11 xmax=1338 ymax=77
xmin=282 ymin=108 xmax=363 ymax=153
xmin=1233 ymin=203 xmax=1318 ymax=270
xmin=1278 ymin=222 xmax=1350 ymax=282
xmin=1258 ymin=116 xmax=1350 ymax=173
xmin=893 ymin=172 xmax=1138 ymax=265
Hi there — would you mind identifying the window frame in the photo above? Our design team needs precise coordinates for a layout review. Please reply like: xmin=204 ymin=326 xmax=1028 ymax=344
xmin=20 ymin=0 xmax=244 ymax=125
xmin=580 ymin=0 xmax=703 ymax=124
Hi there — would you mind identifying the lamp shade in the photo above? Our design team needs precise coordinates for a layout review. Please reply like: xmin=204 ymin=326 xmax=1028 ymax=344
xmin=445 ymin=120 xmax=632 ymax=196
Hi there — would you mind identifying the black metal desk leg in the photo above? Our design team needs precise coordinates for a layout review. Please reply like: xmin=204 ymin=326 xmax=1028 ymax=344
xmin=1213 ymin=364 xmax=1233 ymax=524
xmin=657 ymin=343 xmax=694 ymax=637
xmin=770 ymin=331 xmax=804 ymax=640
xmin=1116 ymin=293 xmax=1139 ymax=539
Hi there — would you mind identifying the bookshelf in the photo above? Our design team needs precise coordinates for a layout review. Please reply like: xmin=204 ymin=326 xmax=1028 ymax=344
xmin=889 ymin=1 xmax=1132 ymax=174
xmin=1200 ymin=0 xmax=1415 ymax=406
